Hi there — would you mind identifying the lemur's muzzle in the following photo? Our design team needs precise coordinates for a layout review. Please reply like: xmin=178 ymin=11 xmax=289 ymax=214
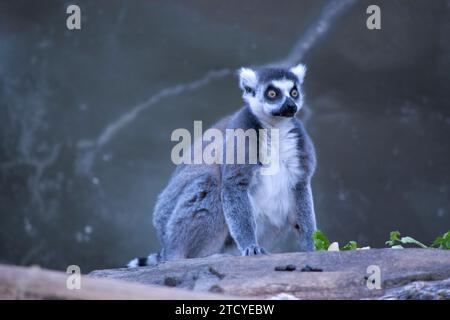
xmin=272 ymin=98 xmax=297 ymax=117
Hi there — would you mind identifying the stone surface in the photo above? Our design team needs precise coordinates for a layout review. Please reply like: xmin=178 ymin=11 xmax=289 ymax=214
xmin=89 ymin=248 xmax=450 ymax=299
xmin=380 ymin=278 xmax=450 ymax=300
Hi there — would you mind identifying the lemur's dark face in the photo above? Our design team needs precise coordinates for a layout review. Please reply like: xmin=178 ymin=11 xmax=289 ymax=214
xmin=262 ymin=78 xmax=300 ymax=117
xmin=239 ymin=64 xmax=306 ymax=123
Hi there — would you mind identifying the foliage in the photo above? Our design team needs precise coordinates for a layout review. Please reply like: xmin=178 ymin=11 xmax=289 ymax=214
xmin=385 ymin=231 xmax=401 ymax=247
xmin=312 ymin=229 xmax=449 ymax=251
xmin=312 ymin=230 xmax=359 ymax=251
xmin=385 ymin=230 xmax=428 ymax=249
xmin=312 ymin=230 xmax=330 ymax=251
xmin=430 ymin=231 xmax=450 ymax=250
xmin=341 ymin=240 xmax=358 ymax=251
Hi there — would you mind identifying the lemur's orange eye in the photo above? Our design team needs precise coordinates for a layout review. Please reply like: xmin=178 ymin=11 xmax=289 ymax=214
xmin=290 ymin=89 xmax=299 ymax=98
xmin=267 ymin=90 xmax=277 ymax=98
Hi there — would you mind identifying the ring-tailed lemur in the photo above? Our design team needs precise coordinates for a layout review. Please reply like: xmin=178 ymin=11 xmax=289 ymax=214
xmin=128 ymin=64 xmax=317 ymax=267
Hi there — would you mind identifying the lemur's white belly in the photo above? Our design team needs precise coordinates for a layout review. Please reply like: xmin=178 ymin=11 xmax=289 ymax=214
xmin=248 ymin=122 xmax=303 ymax=249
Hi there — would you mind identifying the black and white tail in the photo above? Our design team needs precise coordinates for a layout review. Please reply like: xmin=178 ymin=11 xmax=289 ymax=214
xmin=126 ymin=251 xmax=163 ymax=268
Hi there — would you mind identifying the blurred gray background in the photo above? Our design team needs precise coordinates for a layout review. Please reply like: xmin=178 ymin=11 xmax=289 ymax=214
xmin=0 ymin=0 xmax=449 ymax=272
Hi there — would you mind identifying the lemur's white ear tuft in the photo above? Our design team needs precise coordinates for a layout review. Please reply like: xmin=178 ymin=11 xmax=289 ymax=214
xmin=290 ymin=64 xmax=307 ymax=83
xmin=239 ymin=67 xmax=258 ymax=91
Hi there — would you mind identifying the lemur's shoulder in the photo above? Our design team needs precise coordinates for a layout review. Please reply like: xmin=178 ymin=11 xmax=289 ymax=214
xmin=207 ymin=106 xmax=255 ymax=133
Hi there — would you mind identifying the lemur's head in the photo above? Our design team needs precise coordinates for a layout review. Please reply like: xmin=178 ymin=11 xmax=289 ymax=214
xmin=238 ymin=64 xmax=306 ymax=122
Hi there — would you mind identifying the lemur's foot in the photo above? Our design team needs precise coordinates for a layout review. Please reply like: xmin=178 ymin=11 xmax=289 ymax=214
xmin=242 ymin=245 xmax=268 ymax=256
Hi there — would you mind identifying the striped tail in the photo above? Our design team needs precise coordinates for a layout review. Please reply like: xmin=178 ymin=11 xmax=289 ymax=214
xmin=126 ymin=251 xmax=163 ymax=268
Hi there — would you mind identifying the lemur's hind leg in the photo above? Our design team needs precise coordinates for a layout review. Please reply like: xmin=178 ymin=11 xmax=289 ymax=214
xmin=163 ymin=173 xmax=228 ymax=260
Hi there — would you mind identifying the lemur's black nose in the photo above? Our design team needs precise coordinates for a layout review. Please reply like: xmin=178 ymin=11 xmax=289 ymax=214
xmin=285 ymin=103 xmax=296 ymax=114
xmin=273 ymin=98 xmax=297 ymax=117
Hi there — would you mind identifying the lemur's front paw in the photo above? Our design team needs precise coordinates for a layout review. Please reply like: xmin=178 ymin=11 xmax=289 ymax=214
xmin=242 ymin=245 xmax=268 ymax=256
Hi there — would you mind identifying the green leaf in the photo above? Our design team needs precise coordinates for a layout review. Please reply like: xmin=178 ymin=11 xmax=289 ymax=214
xmin=386 ymin=230 xmax=401 ymax=247
xmin=399 ymin=236 xmax=428 ymax=249
xmin=431 ymin=236 xmax=443 ymax=248
xmin=443 ymin=231 xmax=450 ymax=250
xmin=431 ymin=231 xmax=450 ymax=249
xmin=341 ymin=241 xmax=358 ymax=251
xmin=312 ymin=230 xmax=330 ymax=251
xmin=390 ymin=231 xmax=400 ymax=241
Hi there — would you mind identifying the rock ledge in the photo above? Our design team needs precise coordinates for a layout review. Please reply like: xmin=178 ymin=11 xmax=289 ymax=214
xmin=89 ymin=248 xmax=450 ymax=299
